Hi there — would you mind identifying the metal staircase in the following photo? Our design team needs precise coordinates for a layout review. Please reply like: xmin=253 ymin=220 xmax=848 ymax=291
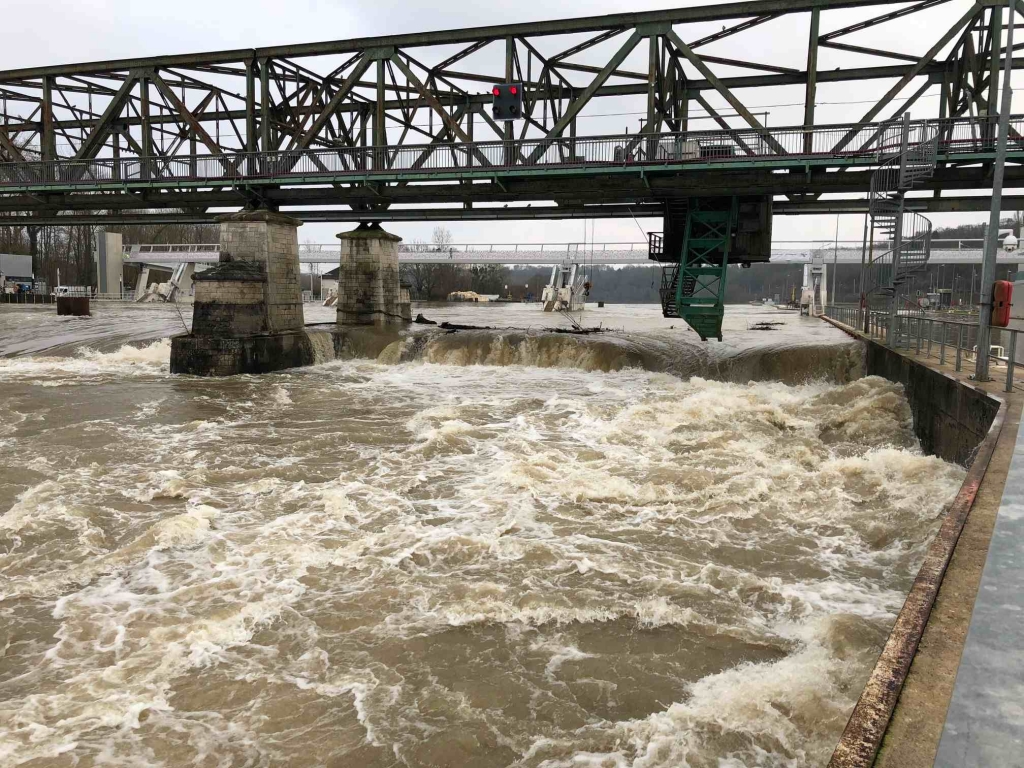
xmin=651 ymin=197 xmax=737 ymax=340
xmin=864 ymin=115 xmax=939 ymax=300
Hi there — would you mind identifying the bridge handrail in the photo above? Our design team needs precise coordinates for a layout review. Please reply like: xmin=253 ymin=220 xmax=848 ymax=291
xmin=123 ymin=238 xmax=1009 ymax=259
xmin=7 ymin=115 xmax=1023 ymax=189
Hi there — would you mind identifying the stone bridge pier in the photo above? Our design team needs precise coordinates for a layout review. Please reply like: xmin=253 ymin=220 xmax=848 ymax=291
xmin=335 ymin=223 xmax=412 ymax=326
xmin=170 ymin=213 xmax=412 ymax=376
xmin=170 ymin=210 xmax=310 ymax=376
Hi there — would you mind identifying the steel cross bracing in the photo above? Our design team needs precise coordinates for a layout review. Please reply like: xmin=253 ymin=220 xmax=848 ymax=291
xmin=1 ymin=0 xmax=1024 ymax=225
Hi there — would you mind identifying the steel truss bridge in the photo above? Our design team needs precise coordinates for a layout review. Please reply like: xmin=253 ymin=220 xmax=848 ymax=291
xmin=1 ymin=0 xmax=1024 ymax=226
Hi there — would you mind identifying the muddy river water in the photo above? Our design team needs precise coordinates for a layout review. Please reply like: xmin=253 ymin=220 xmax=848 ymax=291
xmin=0 ymin=302 xmax=964 ymax=767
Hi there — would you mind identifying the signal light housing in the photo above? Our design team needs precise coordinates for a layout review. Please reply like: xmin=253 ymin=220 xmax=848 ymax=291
xmin=491 ymin=82 xmax=524 ymax=121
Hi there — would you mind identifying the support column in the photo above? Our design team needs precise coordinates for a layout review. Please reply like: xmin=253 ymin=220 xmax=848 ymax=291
xmin=803 ymin=9 xmax=820 ymax=155
xmin=171 ymin=210 xmax=313 ymax=376
xmin=336 ymin=223 xmax=411 ymax=326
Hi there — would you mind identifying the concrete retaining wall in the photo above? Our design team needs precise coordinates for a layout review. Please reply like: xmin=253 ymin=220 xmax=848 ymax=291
xmin=862 ymin=338 xmax=1000 ymax=466
xmin=823 ymin=317 xmax=1006 ymax=768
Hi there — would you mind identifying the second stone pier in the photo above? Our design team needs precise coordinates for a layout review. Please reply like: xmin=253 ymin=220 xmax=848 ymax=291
xmin=336 ymin=223 xmax=412 ymax=326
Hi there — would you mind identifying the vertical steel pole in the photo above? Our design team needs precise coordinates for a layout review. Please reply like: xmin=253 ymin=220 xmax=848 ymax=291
xmin=260 ymin=58 xmax=271 ymax=155
xmin=1007 ymin=331 xmax=1018 ymax=391
xmin=246 ymin=59 xmax=256 ymax=176
xmin=858 ymin=209 xmax=869 ymax=330
xmin=647 ymin=34 xmax=658 ymax=162
xmin=375 ymin=58 xmax=386 ymax=171
xmin=888 ymin=114 xmax=910 ymax=347
xmin=505 ymin=37 xmax=515 ymax=166
xmin=803 ymin=9 xmax=820 ymax=155
xmin=139 ymin=76 xmax=151 ymax=180
xmin=977 ymin=0 xmax=1015 ymax=380
xmin=832 ymin=213 xmax=840 ymax=306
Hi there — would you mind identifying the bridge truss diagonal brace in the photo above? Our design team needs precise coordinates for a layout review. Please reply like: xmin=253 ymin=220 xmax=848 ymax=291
xmin=691 ymin=92 xmax=757 ymax=155
xmin=389 ymin=55 xmax=492 ymax=169
xmin=291 ymin=53 xmax=374 ymax=152
xmin=0 ymin=125 xmax=27 ymax=163
xmin=525 ymin=29 xmax=644 ymax=165
xmin=149 ymin=69 xmax=227 ymax=162
xmin=833 ymin=3 xmax=983 ymax=153
xmin=665 ymin=29 xmax=787 ymax=156
xmin=72 ymin=71 xmax=141 ymax=161
xmin=820 ymin=0 xmax=953 ymax=43
xmin=389 ymin=55 xmax=470 ymax=145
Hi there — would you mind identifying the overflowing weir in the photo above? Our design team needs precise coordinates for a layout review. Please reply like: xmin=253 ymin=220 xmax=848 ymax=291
xmin=0 ymin=301 xmax=987 ymax=766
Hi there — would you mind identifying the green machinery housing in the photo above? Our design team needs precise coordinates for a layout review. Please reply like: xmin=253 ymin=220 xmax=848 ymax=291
xmin=649 ymin=196 xmax=773 ymax=341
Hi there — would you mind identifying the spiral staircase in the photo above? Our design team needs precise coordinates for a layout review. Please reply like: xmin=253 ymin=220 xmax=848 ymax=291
xmin=863 ymin=118 xmax=939 ymax=302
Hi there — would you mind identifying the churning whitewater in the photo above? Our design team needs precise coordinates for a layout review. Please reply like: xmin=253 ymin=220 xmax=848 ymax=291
xmin=0 ymin=305 xmax=964 ymax=767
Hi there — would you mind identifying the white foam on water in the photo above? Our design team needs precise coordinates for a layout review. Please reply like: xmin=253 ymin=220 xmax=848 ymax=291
xmin=0 ymin=339 xmax=171 ymax=382
xmin=0 ymin=346 xmax=965 ymax=767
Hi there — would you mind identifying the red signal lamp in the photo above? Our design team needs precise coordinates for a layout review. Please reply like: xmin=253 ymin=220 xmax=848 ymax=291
xmin=492 ymin=86 xmax=500 ymax=96
xmin=509 ymin=85 xmax=518 ymax=95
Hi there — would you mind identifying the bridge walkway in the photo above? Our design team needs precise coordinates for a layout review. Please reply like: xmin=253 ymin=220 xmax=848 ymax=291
xmin=0 ymin=116 xmax=1020 ymax=194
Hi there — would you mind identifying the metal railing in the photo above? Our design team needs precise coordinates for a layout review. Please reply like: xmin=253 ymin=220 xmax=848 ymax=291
xmin=126 ymin=239 xmax=1016 ymax=256
xmin=2 ymin=115 xmax=1022 ymax=188
xmin=864 ymin=116 xmax=938 ymax=298
xmin=824 ymin=304 xmax=1024 ymax=393
xmin=864 ymin=210 xmax=934 ymax=295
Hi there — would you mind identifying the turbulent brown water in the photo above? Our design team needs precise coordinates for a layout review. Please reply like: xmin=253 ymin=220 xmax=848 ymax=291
xmin=0 ymin=303 xmax=964 ymax=767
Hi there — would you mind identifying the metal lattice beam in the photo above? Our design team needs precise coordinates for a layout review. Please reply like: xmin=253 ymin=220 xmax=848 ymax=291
xmin=1 ymin=0 xmax=1021 ymax=223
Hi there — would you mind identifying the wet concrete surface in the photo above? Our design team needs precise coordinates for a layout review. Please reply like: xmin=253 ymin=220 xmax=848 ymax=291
xmin=934 ymin=412 xmax=1024 ymax=766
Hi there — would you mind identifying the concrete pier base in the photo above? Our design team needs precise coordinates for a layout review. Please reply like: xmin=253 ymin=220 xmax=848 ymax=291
xmin=171 ymin=210 xmax=310 ymax=376
xmin=336 ymin=223 xmax=412 ymax=326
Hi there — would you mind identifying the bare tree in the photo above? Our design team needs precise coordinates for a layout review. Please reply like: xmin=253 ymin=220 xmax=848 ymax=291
xmin=1012 ymin=210 xmax=1024 ymax=237
xmin=432 ymin=226 xmax=454 ymax=251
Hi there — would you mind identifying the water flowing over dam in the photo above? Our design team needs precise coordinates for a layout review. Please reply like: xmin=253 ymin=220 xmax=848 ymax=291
xmin=0 ymin=303 xmax=965 ymax=767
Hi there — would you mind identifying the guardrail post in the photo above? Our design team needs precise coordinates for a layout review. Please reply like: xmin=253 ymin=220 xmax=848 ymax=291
xmin=955 ymin=324 xmax=964 ymax=371
xmin=916 ymin=318 xmax=923 ymax=354
xmin=927 ymin=319 xmax=933 ymax=358
xmin=1007 ymin=331 xmax=1015 ymax=393
xmin=1007 ymin=331 xmax=1015 ymax=391
xmin=940 ymin=323 xmax=947 ymax=365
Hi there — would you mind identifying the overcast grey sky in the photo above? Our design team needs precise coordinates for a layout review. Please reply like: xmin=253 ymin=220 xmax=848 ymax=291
xmin=1 ymin=0 xmax=1015 ymax=246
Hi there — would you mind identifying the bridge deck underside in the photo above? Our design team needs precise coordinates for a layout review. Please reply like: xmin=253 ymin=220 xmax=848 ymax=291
xmin=2 ymin=150 xmax=1024 ymax=225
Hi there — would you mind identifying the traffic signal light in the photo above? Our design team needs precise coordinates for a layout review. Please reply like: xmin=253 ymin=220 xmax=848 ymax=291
xmin=491 ymin=83 xmax=523 ymax=121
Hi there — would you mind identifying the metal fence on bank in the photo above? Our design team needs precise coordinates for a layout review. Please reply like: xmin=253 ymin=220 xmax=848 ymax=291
xmin=824 ymin=304 xmax=1024 ymax=394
